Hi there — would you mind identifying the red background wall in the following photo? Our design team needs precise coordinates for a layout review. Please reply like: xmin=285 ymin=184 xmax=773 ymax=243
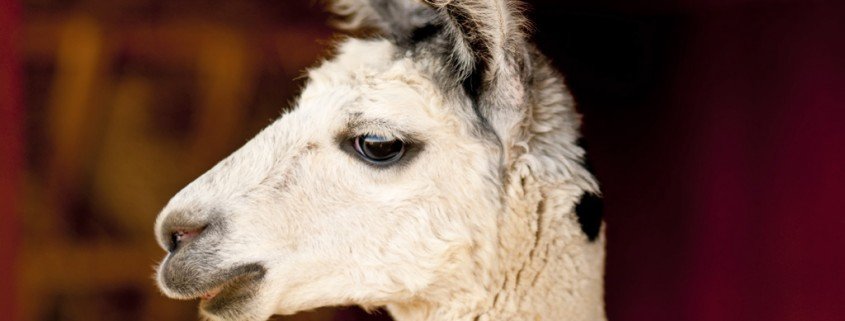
xmin=1 ymin=0 xmax=23 ymax=320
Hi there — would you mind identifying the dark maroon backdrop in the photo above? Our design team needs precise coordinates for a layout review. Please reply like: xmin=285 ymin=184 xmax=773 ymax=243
xmin=532 ymin=0 xmax=845 ymax=320
xmin=1 ymin=0 xmax=22 ymax=320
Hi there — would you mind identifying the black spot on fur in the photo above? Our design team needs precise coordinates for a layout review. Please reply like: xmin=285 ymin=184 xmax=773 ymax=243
xmin=575 ymin=192 xmax=603 ymax=242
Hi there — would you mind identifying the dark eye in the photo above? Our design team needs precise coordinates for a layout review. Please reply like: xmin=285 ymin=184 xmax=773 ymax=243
xmin=353 ymin=134 xmax=405 ymax=165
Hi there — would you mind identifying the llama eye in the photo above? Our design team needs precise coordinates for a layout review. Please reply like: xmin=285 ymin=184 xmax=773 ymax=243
xmin=353 ymin=134 xmax=405 ymax=165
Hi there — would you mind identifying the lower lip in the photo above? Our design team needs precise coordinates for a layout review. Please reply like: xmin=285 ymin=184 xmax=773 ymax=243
xmin=198 ymin=282 xmax=257 ymax=317
xmin=194 ymin=264 xmax=266 ymax=313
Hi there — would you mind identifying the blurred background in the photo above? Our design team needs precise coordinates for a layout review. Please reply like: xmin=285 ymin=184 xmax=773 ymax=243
xmin=1 ymin=0 xmax=843 ymax=321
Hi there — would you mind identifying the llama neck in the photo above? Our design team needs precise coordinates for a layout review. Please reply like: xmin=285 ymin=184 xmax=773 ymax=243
xmin=386 ymin=174 xmax=606 ymax=321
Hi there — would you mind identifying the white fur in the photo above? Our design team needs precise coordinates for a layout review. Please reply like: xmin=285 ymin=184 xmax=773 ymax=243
xmin=154 ymin=1 xmax=605 ymax=320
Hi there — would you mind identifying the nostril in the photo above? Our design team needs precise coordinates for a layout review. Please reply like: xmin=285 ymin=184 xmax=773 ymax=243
xmin=158 ymin=209 xmax=214 ymax=252
xmin=169 ymin=228 xmax=204 ymax=253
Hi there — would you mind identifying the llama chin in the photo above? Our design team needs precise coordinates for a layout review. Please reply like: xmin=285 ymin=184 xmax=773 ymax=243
xmin=154 ymin=1 xmax=605 ymax=320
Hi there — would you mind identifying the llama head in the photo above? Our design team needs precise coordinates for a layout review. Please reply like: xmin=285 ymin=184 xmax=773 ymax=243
xmin=154 ymin=1 xmax=583 ymax=320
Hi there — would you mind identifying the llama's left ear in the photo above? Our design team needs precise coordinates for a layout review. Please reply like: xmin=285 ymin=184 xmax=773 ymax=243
xmin=329 ymin=0 xmax=534 ymax=153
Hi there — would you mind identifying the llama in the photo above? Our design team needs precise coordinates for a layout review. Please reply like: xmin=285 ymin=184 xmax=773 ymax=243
xmin=153 ymin=0 xmax=605 ymax=320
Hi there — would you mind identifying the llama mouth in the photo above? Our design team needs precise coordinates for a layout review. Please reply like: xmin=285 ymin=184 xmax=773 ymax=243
xmin=159 ymin=257 xmax=266 ymax=302
xmin=197 ymin=264 xmax=267 ymax=316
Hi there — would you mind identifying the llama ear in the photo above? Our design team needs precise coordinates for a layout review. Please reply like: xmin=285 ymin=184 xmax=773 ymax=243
xmin=328 ymin=0 xmax=439 ymax=45
xmin=329 ymin=0 xmax=533 ymax=150
xmin=426 ymin=0 xmax=533 ymax=152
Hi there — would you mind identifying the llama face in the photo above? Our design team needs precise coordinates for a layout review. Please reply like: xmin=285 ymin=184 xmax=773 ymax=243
xmin=155 ymin=38 xmax=504 ymax=321
xmin=155 ymin=0 xmax=552 ymax=319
